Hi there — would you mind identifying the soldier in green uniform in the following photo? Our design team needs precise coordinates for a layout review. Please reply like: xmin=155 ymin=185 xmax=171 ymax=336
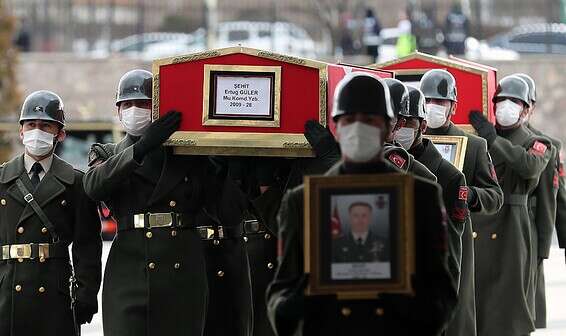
xmin=84 ymin=69 xmax=246 ymax=336
xmin=332 ymin=201 xmax=389 ymax=263
xmin=266 ymin=73 xmax=457 ymax=336
xmin=422 ymin=69 xmax=503 ymax=336
xmin=395 ymin=86 xmax=468 ymax=295
xmin=222 ymin=119 xmax=342 ymax=336
xmin=384 ymin=78 xmax=437 ymax=182
xmin=0 ymin=91 xmax=102 ymax=336
xmin=515 ymin=73 xmax=560 ymax=329
xmin=469 ymin=75 xmax=552 ymax=336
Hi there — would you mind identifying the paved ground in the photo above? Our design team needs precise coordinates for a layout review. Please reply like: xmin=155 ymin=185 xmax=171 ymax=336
xmin=533 ymin=241 xmax=566 ymax=336
xmin=82 ymin=240 xmax=566 ymax=335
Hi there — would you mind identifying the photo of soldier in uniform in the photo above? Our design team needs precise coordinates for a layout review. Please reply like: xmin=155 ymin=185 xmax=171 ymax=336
xmin=330 ymin=194 xmax=391 ymax=280
xmin=433 ymin=143 xmax=457 ymax=163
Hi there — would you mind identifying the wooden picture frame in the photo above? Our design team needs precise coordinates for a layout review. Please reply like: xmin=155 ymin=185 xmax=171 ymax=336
xmin=303 ymin=174 xmax=416 ymax=299
xmin=424 ymin=135 xmax=469 ymax=171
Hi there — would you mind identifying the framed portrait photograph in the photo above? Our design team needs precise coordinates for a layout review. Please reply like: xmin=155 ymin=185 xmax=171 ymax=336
xmin=202 ymin=64 xmax=281 ymax=127
xmin=303 ymin=174 xmax=416 ymax=298
xmin=424 ymin=135 xmax=468 ymax=171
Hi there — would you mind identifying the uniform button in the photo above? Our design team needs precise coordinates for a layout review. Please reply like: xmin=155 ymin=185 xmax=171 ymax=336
xmin=39 ymin=257 xmax=46 ymax=263
xmin=15 ymin=285 xmax=22 ymax=292
xmin=184 ymin=177 xmax=189 ymax=182
xmin=217 ymin=270 xmax=224 ymax=277
xmin=41 ymin=227 xmax=48 ymax=234
xmin=0 ymin=199 xmax=6 ymax=206
xmin=169 ymin=200 xmax=176 ymax=207
xmin=174 ymin=263 xmax=181 ymax=269
xmin=61 ymin=200 xmax=67 ymax=206
xmin=38 ymin=286 xmax=45 ymax=293
xmin=17 ymin=258 xmax=23 ymax=263
xmin=264 ymin=233 xmax=271 ymax=240
xmin=491 ymin=233 xmax=498 ymax=240
xmin=472 ymin=232 xmax=478 ymax=239
xmin=171 ymin=230 xmax=177 ymax=237
xmin=340 ymin=307 xmax=351 ymax=317
xmin=267 ymin=262 xmax=274 ymax=269
xmin=146 ymin=232 xmax=153 ymax=239
xmin=148 ymin=262 xmax=156 ymax=270
xmin=375 ymin=308 xmax=385 ymax=316
xmin=213 ymin=239 xmax=220 ymax=246
xmin=243 ymin=236 xmax=248 ymax=242
xmin=17 ymin=227 xmax=24 ymax=234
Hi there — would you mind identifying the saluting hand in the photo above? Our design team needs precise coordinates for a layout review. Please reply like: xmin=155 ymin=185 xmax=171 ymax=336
xmin=469 ymin=110 xmax=497 ymax=146
xmin=134 ymin=110 xmax=181 ymax=161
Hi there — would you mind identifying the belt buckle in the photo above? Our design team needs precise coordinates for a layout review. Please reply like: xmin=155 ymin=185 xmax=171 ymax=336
xmin=133 ymin=214 xmax=145 ymax=229
xmin=205 ymin=228 xmax=215 ymax=239
xmin=10 ymin=244 xmax=31 ymax=259
xmin=38 ymin=243 xmax=50 ymax=259
xmin=2 ymin=245 xmax=9 ymax=260
xmin=148 ymin=213 xmax=173 ymax=228
xmin=243 ymin=219 xmax=261 ymax=234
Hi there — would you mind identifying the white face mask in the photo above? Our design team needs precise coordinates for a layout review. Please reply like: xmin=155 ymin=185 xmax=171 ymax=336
xmin=425 ymin=103 xmax=448 ymax=129
xmin=394 ymin=127 xmax=416 ymax=150
xmin=337 ymin=121 xmax=382 ymax=163
xmin=23 ymin=128 xmax=55 ymax=156
xmin=120 ymin=106 xmax=152 ymax=136
xmin=496 ymin=99 xmax=523 ymax=127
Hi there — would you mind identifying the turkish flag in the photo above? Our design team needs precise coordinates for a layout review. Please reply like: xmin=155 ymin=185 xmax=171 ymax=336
xmin=331 ymin=205 xmax=342 ymax=239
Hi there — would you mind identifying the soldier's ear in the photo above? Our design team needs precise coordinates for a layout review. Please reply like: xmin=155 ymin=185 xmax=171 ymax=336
xmin=56 ymin=129 xmax=66 ymax=143
xmin=420 ymin=120 xmax=428 ymax=133
xmin=450 ymin=102 xmax=458 ymax=116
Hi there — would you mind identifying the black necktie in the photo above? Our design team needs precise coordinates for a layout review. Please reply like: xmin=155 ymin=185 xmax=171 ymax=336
xmin=357 ymin=237 xmax=364 ymax=246
xmin=30 ymin=162 xmax=43 ymax=189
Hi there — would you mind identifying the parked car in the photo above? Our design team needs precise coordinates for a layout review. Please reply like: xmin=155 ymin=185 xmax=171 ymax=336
xmin=488 ymin=23 xmax=566 ymax=54
xmin=216 ymin=21 xmax=318 ymax=58
xmin=465 ymin=37 xmax=519 ymax=60
xmin=139 ymin=29 xmax=206 ymax=61
xmin=87 ymin=30 xmax=205 ymax=59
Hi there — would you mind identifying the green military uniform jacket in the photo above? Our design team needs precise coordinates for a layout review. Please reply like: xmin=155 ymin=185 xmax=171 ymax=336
xmin=411 ymin=139 xmax=468 ymax=295
xmin=266 ymin=160 xmax=457 ymax=336
xmin=475 ymin=125 xmax=551 ymax=336
xmin=0 ymin=154 xmax=102 ymax=336
xmin=528 ymin=125 xmax=560 ymax=328
xmin=427 ymin=122 xmax=504 ymax=336
xmin=332 ymin=232 xmax=389 ymax=263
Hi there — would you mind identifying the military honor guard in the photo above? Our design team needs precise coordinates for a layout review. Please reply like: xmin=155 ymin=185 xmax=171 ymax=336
xmin=469 ymin=75 xmax=552 ymax=336
xmin=422 ymin=69 xmax=503 ymax=336
xmin=0 ymin=91 xmax=102 ymax=336
xmin=266 ymin=73 xmax=457 ymax=336
xmin=395 ymin=86 xmax=468 ymax=295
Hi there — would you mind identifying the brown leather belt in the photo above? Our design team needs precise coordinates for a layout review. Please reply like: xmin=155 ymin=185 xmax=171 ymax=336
xmin=1 ymin=242 xmax=68 ymax=261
